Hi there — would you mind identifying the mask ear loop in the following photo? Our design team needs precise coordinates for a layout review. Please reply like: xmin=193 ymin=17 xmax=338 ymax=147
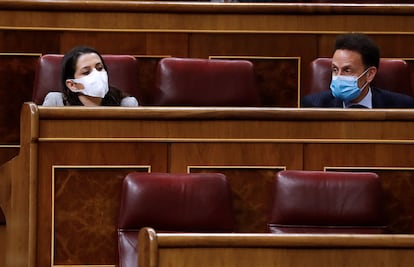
xmin=357 ymin=68 xmax=371 ymax=90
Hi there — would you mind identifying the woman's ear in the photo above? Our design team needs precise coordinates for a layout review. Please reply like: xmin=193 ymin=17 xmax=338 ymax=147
xmin=66 ymin=79 xmax=78 ymax=91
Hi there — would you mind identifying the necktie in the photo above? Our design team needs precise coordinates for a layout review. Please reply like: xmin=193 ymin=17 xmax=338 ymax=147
xmin=349 ymin=104 xmax=368 ymax=109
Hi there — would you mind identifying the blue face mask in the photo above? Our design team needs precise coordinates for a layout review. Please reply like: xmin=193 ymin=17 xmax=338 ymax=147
xmin=330 ymin=68 xmax=369 ymax=102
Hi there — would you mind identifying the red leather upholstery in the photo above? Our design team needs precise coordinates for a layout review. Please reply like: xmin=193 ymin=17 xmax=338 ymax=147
xmin=268 ymin=170 xmax=387 ymax=234
xmin=154 ymin=57 xmax=261 ymax=106
xmin=306 ymin=58 xmax=412 ymax=97
xmin=117 ymin=172 xmax=235 ymax=267
xmin=32 ymin=54 xmax=139 ymax=104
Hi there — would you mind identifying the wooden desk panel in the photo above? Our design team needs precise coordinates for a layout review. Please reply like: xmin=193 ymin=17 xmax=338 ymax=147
xmin=0 ymin=146 xmax=19 ymax=166
xmin=1 ymin=103 xmax=414 ymax=266
xmin=3 ymin=2 xmax=414 ymax=169
xmin=170 ymin=142 xmax=303 ymax=232
xmin=36 ymin=142 xmax=168 ymax=266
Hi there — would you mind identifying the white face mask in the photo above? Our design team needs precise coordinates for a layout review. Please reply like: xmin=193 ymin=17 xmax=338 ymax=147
xmin=69 ymin=69 xmax=109 ymax=98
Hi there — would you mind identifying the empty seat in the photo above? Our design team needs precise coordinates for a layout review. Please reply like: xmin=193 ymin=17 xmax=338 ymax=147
xmin=32 ymin=54 xmax=139 ymax=104
xmin=117 ymin=172 xmax=235 ymax=267
xmin=153 ymin=57 xmax=261 ymax=106
xmin=268 ymin=170 xmax=387 ymax=234
xmin=305 ymin=58 xmax=412 ymax=97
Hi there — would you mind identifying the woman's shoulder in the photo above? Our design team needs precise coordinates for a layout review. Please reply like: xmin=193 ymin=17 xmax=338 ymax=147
xmin=42 ymin=92 xmax=65 ymax=106
xmin=120 ymin=96 xmax=139 ymax=107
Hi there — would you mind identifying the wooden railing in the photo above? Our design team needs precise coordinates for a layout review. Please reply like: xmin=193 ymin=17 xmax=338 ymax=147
xmin=138 ymin=227 xmax=414 ymax=267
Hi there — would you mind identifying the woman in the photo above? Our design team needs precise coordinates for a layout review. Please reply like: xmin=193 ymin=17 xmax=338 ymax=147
xmin=42 ymin=46 xmax=139 ymax=106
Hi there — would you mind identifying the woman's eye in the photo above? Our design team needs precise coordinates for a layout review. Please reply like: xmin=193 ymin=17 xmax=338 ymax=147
xmin=96 ymin=66 xmax=104 ymax=71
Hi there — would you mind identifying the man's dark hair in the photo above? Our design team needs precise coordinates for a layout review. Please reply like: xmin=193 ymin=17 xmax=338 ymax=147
xmin=334 ymin=33 xmax=380 ymax=69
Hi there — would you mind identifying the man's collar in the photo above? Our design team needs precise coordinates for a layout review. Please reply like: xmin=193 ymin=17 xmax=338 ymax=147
xmin=343 ymin=87 xmax=372 ymax=108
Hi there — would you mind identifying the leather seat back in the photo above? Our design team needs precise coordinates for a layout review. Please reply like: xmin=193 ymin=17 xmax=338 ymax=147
xmin=268 ymin=170 xmax=387 ymax=234
xmin=32 ymin=54 xmax=139 ymax=104
xmin=154 ymin=57 xmax=261 ymax=106
xmin=117 ymin=172 xmax=235 ymax=267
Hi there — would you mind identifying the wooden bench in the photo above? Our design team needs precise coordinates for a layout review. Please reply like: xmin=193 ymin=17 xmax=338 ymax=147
xmin=2 ymin=103 xmax=414 ymax=266
xmin=138 ymin=227 xmax=414 ymax=267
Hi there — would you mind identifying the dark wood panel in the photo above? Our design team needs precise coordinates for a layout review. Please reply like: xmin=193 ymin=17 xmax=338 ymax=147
xmin=36 ymin=141 xmax=168 ymax=267
xmin=373 ymin=35 xmax=414 ymax=58
xmin=0 ymin=54 xmax=39 ymax=144
xmin=60 ymin=32 xmax=149 ymax=54
xmin=0 ymin=147 xmax=19 ymax=166
xmin=54 ymin=167 xmax=149 ymax=265
xmin=190 ymin=167 xmax=284 ymax=233
xmin=210 ymin=56 xmax=299 ymax=107
xmin=136 ymin=56 xmax=167 ymax=105
xmin=304 ymin=144 xmax=414 ymax=170
xmin=0 ymin=30 xmax=59 ymax=53
xmin=188 ymin=33 xmax=317 ymax=59
xmin=404 ymin=59 xmax=414 ymax=98
xmin=170 ymin=143 xmax=304 ymax=232
xmin=145 ymin=32 xmax=188 ymax=56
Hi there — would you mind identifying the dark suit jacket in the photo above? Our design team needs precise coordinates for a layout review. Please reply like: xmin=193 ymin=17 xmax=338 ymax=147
xmin=301 ymin=87 xmax=414 ymax=108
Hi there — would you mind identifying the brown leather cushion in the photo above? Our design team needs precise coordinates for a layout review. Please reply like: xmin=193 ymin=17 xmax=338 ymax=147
xmin=268 ymin=170 xmax=386 ymax=234
xmin=32 ymin=54 xmax=139 ymax=104
xmin=305 ymin=58 xmax=412 ymax=97
xmin=117 ymin=172 xmax=235 ymax=267
xmin=154 ymin=57 xmax=261 ymax=106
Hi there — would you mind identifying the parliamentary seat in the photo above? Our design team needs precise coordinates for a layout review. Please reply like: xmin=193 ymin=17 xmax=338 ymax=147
xmin=268 ymin=170 xmax=387 ymax=234
xmin=305 ymin=57 xmax=412 ymax=97
xmin=117 ymin=172 xmax=235 ymax=267
xmin=153 ymin=57 xmax=261 ymax=106
xmin=32 ymin=54 xmax=139 ymax=104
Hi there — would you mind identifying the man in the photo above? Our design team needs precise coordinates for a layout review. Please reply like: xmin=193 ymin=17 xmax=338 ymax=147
xmin=301 ymin=33 xmax=414 ymax=108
